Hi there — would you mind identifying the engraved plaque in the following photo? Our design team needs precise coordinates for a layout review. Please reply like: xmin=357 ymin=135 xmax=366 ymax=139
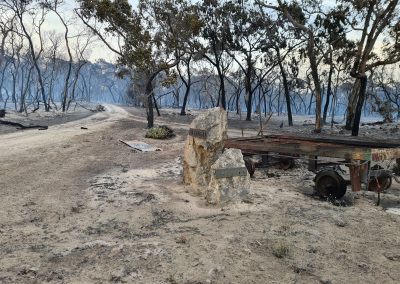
xmin=214 ymin=167 xmax=248 ymax=179
xmin=189 ymin=128 xmax=207 ymax=139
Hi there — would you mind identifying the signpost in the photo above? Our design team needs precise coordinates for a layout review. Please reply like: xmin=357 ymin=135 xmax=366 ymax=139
xmin=189 ymin=128 xmax=207 ymax=139
xmin=214 ymin=167 xmax=248 ymax=179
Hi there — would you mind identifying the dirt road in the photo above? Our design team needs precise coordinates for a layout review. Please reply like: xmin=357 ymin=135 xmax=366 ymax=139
xmin=1 ymin=106 xmax=400 ymax=283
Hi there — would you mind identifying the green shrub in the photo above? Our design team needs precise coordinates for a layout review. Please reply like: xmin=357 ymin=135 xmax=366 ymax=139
xmin=145 ymin=125 xmax=175 ymax=139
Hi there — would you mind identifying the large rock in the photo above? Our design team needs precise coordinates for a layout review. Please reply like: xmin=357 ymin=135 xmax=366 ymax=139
xmin=183 ymin=108 xmax=227 ymax=194
xmin=206 ymin=148 xmax=250 ymax=205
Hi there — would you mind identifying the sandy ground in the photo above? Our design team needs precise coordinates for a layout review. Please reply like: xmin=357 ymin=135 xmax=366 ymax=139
xmin=1 ymin=105 xmax=400 ymax=284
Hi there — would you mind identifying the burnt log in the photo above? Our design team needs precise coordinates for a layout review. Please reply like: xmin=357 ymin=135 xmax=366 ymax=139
xmin=0 ymin=119 xmax=48 ymax=130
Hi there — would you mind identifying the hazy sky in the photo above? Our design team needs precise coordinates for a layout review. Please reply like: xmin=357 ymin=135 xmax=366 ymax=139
xmin=41 ymin=0 xmax=395 ymax=67
xmin=42 ymin=0 xmax=138 ymax=62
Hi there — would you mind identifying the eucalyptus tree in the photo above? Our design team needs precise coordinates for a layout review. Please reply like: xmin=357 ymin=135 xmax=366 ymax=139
xmin=177 ymin=52 xmax=199 ymax=115
xmin=258 ymin=0 xmax=331 ymax=132
xmin=197 ymin=0 xmax=235 ymax=110
xmin=370 ymin=66 xmax=400 ymax=121
xmin=0 ymin=5 xmax=14 ymax=68
xmin=0 ymin=10 xmax=14 ymax=108
xmin=42 ymin=0 xmax=75 ymax=112
xmin=313 ymin=7 xmax=354 ymax=124
xmin=225 ymin=0 xmax=280 ymax=121
xmin=258 ymin=0 xmax=369 ymax=132
xmin=0 ymin=53 xmax=12 ymax=108
xmin=1 ymin=0 xmax=50 ymax=111
xmin=7 ymin=32 xmax=21 ymax=110
xmin=77 ymin=0 xmax=201 ymax=128
xmin=225 ymin=68 xmax=245 ymax=114
xmin=339 ymin=0 xmax=400 ymax=135
xmin=67 ymin=31 xmax=94 ymax=110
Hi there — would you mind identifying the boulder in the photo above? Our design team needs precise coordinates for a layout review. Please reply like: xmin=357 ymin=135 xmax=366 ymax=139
xmin=183 ymin=108 xmax=227 ymax=194
xmin=206 ymin=148 xmax=250 ymax=205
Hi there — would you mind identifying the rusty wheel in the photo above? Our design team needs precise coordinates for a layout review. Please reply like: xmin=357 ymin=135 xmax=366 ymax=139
xmin=244 ymin=158 xmax=255 ymax=177
xmin=368 ymin=165 xmax=392 ymax=192
xmin=278 ymin=158 xmax=295 ymax=170
xmin=368 ymin=176 xmax=392 ymax=192
xmin=315 ymin=170 xmax=347 ymax=199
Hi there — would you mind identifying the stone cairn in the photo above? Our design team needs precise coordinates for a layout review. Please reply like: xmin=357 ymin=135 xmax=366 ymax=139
xmin=183 ymin=108 xmax=250 ymax=205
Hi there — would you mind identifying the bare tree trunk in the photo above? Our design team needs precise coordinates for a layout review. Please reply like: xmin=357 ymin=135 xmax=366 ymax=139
xmin=54 ymin=9 xmax=73 ymax=112
xmin=308 ymin=91 xmax=314 ymax=115
xmin=146 ymin=79 xmax=154 ymax=128
xmin=67 ymin=62 xmax=87 ymax=110
xmin=245 ymin=74 xmax=253 ymax=121
xmin=351 ymin=76 xmax=368 ymax=136
xmin=345 ymin=79 xmax=360 ymax=129
xmin=178 ymin=56 xmax=192 ymax=115
xmin=236 ymin=90 xmax=241 ymax=115
xmin=218 ymin=68 xmax=226 ymax=110
xmin=18 ymin=66 xmax=33 ymax=113
xmin=18 ymin=8 xmax=49 ymax=111
xmin=180 ymin=87 xmax=190 ymax=115
xmin=323 ymin=61 xmax=334 ymax=124
xmin=204 ymin=51 xmax=226 ymax=110
xmin=153 ymin=94 xmax=160 ymax=116
xmin=278 ymin=57 xmax=293 ymax=126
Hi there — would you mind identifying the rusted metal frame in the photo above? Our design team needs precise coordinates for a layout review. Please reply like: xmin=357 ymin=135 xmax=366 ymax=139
xmin=225 ymin=139 xmax=371 ymax=161
xmin=263 ymin=134 xmax=400 ymax=148
xmin=225 ymin=135 xmax=400 ymax=193
xmin=371 ymin=148 xmax=400 ymax=161
xmin=229 ymin=137 xmax=268 ymax=142
xmin=228 ymin=136 xmax=400 ymax=156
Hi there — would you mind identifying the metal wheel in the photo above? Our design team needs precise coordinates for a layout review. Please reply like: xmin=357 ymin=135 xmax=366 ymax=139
xmin=244 ymin=158 xmax=255 ymax=177
xmin=315 ymin=170 xmax=347 ymax=199
xmin=278 ymin=158 xmax=295 ymax=170
xmin=368 ymin=165 xmax=392 ymax=192
xmin=368 ymin=176 xmax=392 ymax=192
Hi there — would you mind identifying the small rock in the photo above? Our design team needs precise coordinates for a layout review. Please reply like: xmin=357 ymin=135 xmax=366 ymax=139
xmin=175 ymin=236 xmax=187 ymax=244
xmin=333 ymin=218 xmax=347 ymax=227
xmin=358 ymin=262 xmax=369 ymax=271
xmin=384 ymin=253 xmax=400 ymax=261
xmin=207 ymin=266 xmax=224 ymax=281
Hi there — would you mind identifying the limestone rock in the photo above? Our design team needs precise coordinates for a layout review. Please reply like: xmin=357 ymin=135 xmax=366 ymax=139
xmin=206 ymin=148 xmax=250 ymax=205
xmin=183 ymin=108 xmax=227 ymax=194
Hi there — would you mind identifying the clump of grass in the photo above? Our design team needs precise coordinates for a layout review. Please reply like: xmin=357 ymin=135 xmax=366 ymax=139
xmin=145 ymin=125 xmax=175 ymax=139
xmin=272 ymin=241 xmax=290 ymax=258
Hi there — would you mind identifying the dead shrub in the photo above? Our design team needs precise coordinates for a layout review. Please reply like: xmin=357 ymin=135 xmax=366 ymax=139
xmin=272 ymin=241 xmax=290 ymax=258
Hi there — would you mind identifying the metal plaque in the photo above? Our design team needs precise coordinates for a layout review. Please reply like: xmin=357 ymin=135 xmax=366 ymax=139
xmin=189 ymin=128 xmax=207 ymax=139
xmin=214 ymin=167 xmax=248 ymax=179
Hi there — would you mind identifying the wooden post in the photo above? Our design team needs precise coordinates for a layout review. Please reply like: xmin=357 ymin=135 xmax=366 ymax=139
xmin=349 ymin=161 xmax=362 ymax=192
xmin=261 ymin=154 xmax=269 ymax=167
xmin=359 ymin=162 xmax=370 ymax=186
xmin=308 ymin=156 xmax=317 ymax=172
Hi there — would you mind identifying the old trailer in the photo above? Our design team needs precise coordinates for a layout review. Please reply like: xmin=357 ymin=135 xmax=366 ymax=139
xmin=225 ymin=134 xmax=400 ymax=199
